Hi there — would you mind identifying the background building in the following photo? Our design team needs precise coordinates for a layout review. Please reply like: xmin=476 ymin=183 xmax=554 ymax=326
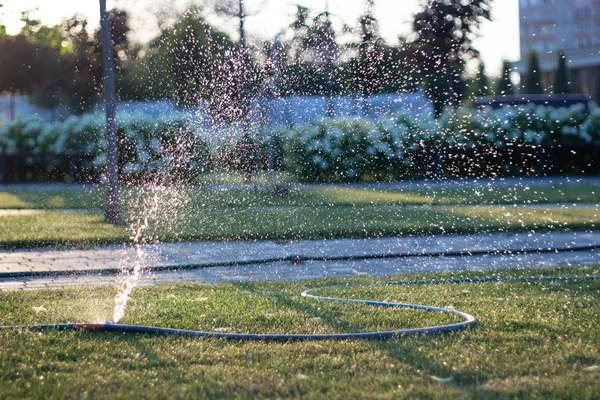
xmin=514 ymin=0 xmax=600 ymax=98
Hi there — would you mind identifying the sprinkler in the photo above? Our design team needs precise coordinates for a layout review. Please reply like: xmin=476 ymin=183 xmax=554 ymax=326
xmin=2 ymin=275 xmax=599 ymax=341
xmin=2 ymin=242 xmax=599 ymax=340
xmin=74 ymin=323 xmax=106 ymax=332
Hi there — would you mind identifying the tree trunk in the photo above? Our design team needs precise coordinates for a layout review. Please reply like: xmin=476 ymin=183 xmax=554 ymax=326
xmin=100 ymin=0 xmax=121 ymax=225
xmin=9 ymin=92 xmax=15 ymax=121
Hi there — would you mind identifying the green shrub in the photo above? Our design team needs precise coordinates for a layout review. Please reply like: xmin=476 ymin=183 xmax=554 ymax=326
xmin=1 ymin=103 xmax=599 ymax=183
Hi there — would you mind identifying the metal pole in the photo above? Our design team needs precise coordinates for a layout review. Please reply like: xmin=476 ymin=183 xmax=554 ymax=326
xmin=238 ymin=0 xmax=252 ymax=182
xmin=99 ymin=0 xmax=121 ymax=224
xmin=238 ymin=0 xmax=246 ymax=50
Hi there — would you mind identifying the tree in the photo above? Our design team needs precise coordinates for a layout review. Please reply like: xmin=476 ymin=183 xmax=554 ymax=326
xmin=410 ymin=0 xmax=492 ymax=117
xmin=284 ymin=5 xmax=343 ymax=100
xmin=496 ymin=59 xmax=514 ymax=95
xmin=0 ymin=9 xmax=133 ymax=117
xmin=57 ymin=9 xmax=131 ymax=114
xmin=355 ymin=0 xmax=380 ymax=115
xmin=305 ymin=12 xmax=339 ymax=65
xmin=554 ymin=50 xmax=570 ymax=94
xmin=525 ymin=49 xmax=543 ymax=94
xmin=0 ymin=4 xmax=5 ymax=37
xmin=0 ymin=34 xmax=56 ymax=119
xmin=289 ymin=5 xmax=310 ymax=65
xmin=16 ymin=12 xmax=69 ymax=118
xmin=475 ymin=61 xmax=489 ymax=97
xmin=29 ymin=54 xmax=68 ymax=121
xmin=19 ymin=11 xmax=64 ymax=49
xmin=93 ymin=8 xmax=131 ymax=101
xmin=60 ymin=15 xmax=102 ymax=113
xmin=310 ymin=11 xmax=340 ymax=116
xmin=148 ymin=7 xmax=240 ymax=121
xmin=117 ymin=49 xmax=166 ymax=101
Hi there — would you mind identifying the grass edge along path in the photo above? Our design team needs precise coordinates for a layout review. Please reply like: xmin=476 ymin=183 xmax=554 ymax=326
xmin=0 ymin=206 xmax=598 ymax=249
xmin=1 ymin=183 xmax=599 ymax=210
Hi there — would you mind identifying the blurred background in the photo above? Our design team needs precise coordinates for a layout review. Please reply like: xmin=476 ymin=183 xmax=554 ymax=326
xmin=0 ymin=0 xmax=599 ymax=185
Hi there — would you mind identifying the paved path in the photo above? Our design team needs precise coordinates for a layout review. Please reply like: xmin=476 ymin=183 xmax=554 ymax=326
xmin=6 ymin=250 xmax=598 ymax=291
xmin=1 ymin=231 xmax=599 ymax=290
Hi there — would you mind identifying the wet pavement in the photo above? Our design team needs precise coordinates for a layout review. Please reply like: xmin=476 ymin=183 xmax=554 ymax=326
xmin=1 ymin=231 xmax=599 ymax=290
xmin=3 ymin=247 xmax=599 ymax=291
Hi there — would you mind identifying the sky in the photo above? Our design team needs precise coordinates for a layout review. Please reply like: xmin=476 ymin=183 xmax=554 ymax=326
xmin=0 ymin=0 xmax=520 ymax=76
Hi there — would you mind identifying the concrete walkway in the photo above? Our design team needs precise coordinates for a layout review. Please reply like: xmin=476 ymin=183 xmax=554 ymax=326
xmin=1 ymin=231 xmax=599 ymax=291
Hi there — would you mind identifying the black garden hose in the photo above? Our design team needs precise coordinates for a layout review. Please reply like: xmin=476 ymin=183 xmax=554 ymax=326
xmin=1 ymin=272 xmax=598 ymax=340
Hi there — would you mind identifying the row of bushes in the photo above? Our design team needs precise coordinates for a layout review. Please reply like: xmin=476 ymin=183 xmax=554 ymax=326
xmin=282 ymin=103 xmax=600 ymax=181
xmin=0 ymin=113 xmax=283 ymax=183
xmin=1 ymin=103 xmax=599 ymax=182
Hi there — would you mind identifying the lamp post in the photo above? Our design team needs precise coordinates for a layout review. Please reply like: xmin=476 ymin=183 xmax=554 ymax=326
xmin=99 ymin=0 xmax=121 ymax=224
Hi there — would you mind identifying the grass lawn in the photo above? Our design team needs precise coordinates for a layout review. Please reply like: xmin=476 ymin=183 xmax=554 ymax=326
xmin=0 ymin=213 xmax=130 ymax=248
xmin=0 ymin=183 xmax=597 ymax=248
xmin=0 ymin=182 xmax=598 ymax=210
xmin=1 ymin=266 xmax=599 ymax=398
xmin=0 ymin=206 xmax=598 ymax=248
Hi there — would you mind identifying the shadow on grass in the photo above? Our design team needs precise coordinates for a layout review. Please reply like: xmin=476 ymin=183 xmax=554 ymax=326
xmin=231 ymin=281 xmax=490 ymax=390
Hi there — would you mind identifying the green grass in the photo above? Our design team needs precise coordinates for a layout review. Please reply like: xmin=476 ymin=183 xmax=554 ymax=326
xmin=141 ymin=205 xmax=600 ymax=242
xmin=0 ymin=206 xmax=598 ymax=249
xmin=1 ymin=266 xmax=599 ymax=398
xmin=0 ymin=188 xmax=104 ymax=210
xmin=0 ymin=213 xmax=130 ymax=248
xmin=0 ymin=182 xmax=598 ymax=210
xmin=0 ymin=183 xmax=598 ymax=248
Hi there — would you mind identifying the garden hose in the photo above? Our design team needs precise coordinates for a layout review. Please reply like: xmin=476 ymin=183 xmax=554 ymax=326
xmin=1 ymin=271 xmax=599 ymax=340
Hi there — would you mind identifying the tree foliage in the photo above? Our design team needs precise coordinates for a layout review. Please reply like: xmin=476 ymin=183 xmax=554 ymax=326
xmin=282 ymin=7 xmax=341 ymax=97
xmin=281 ymin=2 xmax=413 ymax=99
xmin=525 ymin=49 xmax=543 ymax=94
xmin=0 ymin=1 xmax=499 ymax=117
xmin=496 ymin=59 xmax=514 ymax=95
xmin=153 ymin=7 xmax=240 ymax=119
xmin=0 ymin=8 xmax=133 ymax=115
xmin=0 ymin=4 xmax=5 ymax=37
xmin=0 ymin=34 xmax=64 ymax=108
xmin=410 ymin=0 xmax=492 ymax=116
xmin=475 ymin=61 xmax=489 ymax=97
xmin=62 ymin=15 xmax=101 ymax=113
xmin=554 ymin=50 xmax=570 ymax=94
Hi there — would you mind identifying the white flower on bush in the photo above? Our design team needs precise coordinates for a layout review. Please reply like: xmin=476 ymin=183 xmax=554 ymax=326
xmin=93 ymin=153 xmax=107 ymax=167
xmin=122 ymin=162 xmax=142 ymax=174
xmin=1 ymin=102 xmax=598 ymax=182
xmin=524 ymin=130 xmax=543 ymax=144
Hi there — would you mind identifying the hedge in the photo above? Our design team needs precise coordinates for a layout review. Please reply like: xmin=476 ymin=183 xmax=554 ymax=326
xmin=1 ymin=103 xmax=599 ymax=182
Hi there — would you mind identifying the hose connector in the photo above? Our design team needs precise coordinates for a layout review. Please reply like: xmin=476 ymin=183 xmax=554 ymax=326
xmin=74 ymin=323 xmax=106 ymax=332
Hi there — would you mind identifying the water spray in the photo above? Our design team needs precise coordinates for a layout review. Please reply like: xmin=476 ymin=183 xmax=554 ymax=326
xmin=2 ymin=247 xmax=599 ymax=340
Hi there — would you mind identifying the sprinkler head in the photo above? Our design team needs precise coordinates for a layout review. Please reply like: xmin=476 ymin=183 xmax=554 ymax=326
xmin=74 ymin=323 xmax=105 ymax=332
